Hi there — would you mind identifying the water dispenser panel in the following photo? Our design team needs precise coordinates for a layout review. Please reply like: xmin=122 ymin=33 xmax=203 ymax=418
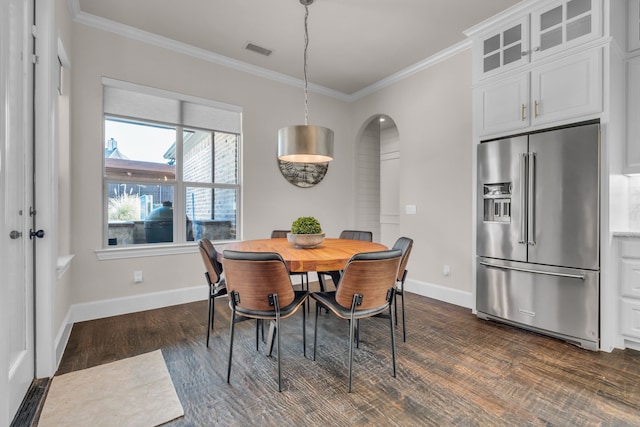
xmin=482 ymin=182 xmax=511 ymax=223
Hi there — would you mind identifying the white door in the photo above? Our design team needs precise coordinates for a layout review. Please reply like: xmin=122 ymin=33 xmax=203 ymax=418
xmin=1 ymin=0 xmax=35 ymax=423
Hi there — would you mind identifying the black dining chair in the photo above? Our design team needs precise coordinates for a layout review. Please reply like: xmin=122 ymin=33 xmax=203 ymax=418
xmin=392 ymin=237 xmax=413 ymax=342
xmin=271 ymin=229 xmax=309 ymax=293
xmin=316 ymin=230 xmax=373 ymax=291
xmin=222 ymin=250 xmax=309 ymax=392
xmin=198 ymin=239 xmax=227 ymax=347
xmin=311 ymin=249 xmax=402 ymax=392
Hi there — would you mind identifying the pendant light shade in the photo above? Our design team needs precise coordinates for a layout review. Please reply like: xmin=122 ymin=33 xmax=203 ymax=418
xmin=277 ymin=0 xmax=334 ymax=164
xmin=278 ymin=125 xmax=334 ymax=163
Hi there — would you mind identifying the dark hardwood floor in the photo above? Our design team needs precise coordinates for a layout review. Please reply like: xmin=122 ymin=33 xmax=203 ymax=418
xmin=50 ymin=285 xmax=640 ymax=426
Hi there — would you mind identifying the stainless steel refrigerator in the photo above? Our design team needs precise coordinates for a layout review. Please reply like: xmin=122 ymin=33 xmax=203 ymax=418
xmin=476 ymin=121 xmax=600 ymax=350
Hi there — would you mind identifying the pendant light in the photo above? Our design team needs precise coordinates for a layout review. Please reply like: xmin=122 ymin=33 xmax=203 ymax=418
xmin=278 ymin=0 xmax=334 ymax=163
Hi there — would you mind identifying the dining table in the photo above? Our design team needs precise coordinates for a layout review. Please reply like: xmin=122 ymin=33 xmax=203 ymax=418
xmin=217 ymin=237 xmax=388 ymax=273
xmin=216 ymin=237 xmax=388 ymax=356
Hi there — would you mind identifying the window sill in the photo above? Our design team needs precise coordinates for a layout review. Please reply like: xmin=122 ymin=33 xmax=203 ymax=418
xmin=95 ymin=243 xmax=198 ymax=260
xmin=94 ymin=240 xmax=238 ymax=260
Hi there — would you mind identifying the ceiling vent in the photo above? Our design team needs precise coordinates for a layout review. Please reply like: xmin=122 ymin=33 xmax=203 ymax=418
xmin=245 ymin=42 xmax=272 ymax=56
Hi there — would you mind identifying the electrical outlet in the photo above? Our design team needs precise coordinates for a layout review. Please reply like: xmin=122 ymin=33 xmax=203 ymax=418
xmin=443 ymin=265 xmax=450 ymax=276
xmin=134 ymin=270 xmax=143 ymax=283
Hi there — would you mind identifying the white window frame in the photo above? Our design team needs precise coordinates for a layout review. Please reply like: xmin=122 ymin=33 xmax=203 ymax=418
xmin=96 ymin=78 xmax=242 ymax=260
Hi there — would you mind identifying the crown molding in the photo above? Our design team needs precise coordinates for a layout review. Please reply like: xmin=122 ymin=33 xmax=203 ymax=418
xmin=349 ymin=39 xmax=472 ymax=101
xmin=69 ymin=0 xmax=473 ymax=103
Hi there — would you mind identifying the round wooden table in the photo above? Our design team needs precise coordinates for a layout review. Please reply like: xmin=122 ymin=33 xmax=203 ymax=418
xmin=218 ymin=238 xmax=387 ymax=272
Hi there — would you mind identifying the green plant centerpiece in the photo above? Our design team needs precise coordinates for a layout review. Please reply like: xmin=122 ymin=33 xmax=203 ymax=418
xmin=288 ymin=216 xmax=325 ymax=248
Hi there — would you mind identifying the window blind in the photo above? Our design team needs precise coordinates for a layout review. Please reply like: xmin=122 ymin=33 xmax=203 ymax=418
xmin=102 ymin=78 xmax=242 ymax=134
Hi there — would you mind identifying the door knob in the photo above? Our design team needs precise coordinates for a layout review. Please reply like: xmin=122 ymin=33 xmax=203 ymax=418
xmin=9 ymin=230 xmax=22 ymax=239
xmin=30 ymin=229 xmax=45 ymax=239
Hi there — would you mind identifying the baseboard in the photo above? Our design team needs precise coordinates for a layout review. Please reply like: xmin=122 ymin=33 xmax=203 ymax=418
xmin=54 ymin=308 xmax=73 ymax=370
xmin=64 ymin=280 xmax=469 ymax=338
xmin=70 ymin=285 xmax=207 ymax=324
xmin=405 ymin=278 xmax=473 ymax=309
xmin=624 ymin=339 xmax=640 ymax=352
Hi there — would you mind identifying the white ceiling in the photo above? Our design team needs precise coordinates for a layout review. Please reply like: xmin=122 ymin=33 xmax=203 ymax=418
xmin=76 ymin=0 xmax=521 ymax=96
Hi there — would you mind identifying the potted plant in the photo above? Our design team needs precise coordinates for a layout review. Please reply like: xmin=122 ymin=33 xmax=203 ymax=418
xmin=288 ymin=216 xmax=325 ymax=248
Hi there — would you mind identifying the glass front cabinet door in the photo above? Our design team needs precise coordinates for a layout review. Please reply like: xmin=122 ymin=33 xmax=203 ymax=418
xmin=476 ymin=16 xmax=529 ymax=80
xmin=530 ymin=0 xmax=601 ymax=61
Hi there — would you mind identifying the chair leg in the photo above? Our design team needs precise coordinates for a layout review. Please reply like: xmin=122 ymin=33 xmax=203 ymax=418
xmin=389 ymin=303 xmax=397 ymax=378
xmin=227 ymin=310 xmax=236 ymax=384
xmin=401 ymin=288 xmax=406 ymax=342
xmin=317 ymin=274 xmax=327 ymax=292
xmin=206 ymin=295 xmax=213 ymax=348
xmin=305 ymin=273 xmax=310 ymax=313
xmin=313 ymin=303 xmax=319 ymax=361
xmin=348 ymin=313 xmax=356 ymax=393
xmin=400 ymin=271 xmax=407 ymax=342
xmin=394 ymin=291 xmax=398 ymax=326
xmin=302 ymin=300 xmax=307 ymax=357
xmin=256 ymin=319 xmax=260 ymax=351
xmin=273 ymin=296 xmax=282 ymax=392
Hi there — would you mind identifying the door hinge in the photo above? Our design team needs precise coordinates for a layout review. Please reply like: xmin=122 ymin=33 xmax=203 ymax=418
xmin=29 ymin=207 xmax=36 ymax=217
xmin=31 ymin=25 xmax=38 ymax=38
xmin=32 ymin=55 xmax=39 ymax=64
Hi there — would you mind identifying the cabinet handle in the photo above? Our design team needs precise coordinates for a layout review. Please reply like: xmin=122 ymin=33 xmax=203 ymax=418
xmin=521 ymin=104 xmax=526 ymax=121
xmin=521 ymin=51 xmax=528 ymax=57
xmin=533 ymin=46 xmax=540 ymax=52
xmin=534 ymin=100 xmax=539 ymax=118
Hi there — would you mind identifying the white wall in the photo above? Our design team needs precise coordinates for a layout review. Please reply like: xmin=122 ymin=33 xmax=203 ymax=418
xmin=54 ymin=0 xmax=73 ymax=337
xmin=69 ymin=23 xmax=354 ymax=307
xmin=352 ymin=50 xmax=474 ymax=296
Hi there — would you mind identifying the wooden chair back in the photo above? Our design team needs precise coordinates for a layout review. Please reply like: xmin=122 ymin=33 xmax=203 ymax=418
xmin=335 ymin=249 xmax=402 ymax=310
xmin=198 ymin=238 xmax=222 ymax=284
xmin=393 ymin=237 xmax=413 ymax=282
xmin=222 ymin=250 xmax=295 ymax=311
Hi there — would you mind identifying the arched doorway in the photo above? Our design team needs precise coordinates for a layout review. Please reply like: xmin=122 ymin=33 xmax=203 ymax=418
xmin=355 ymin=115 xmax=399 ymax=247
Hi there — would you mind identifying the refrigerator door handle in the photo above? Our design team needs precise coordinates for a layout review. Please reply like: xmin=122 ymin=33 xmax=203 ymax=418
xmin=527 ymin=152 xmax=536 ymax=246
xmin=479 ymin=261 xmax=585 ymax=280
xmin=519 ymin=153 xmax=527 ymax=244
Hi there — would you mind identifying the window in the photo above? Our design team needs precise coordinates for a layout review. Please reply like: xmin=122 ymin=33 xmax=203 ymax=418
xmin=102 ymin=79 xmax=241 ymax=248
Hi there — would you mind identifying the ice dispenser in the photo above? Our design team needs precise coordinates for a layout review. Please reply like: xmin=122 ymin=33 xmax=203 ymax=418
xmin=483 ymin=183 xmax=511 ymax=223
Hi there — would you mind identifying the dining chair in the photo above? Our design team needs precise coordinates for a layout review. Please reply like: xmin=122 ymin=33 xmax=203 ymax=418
xmin=311 ymin=249 xmax=402 ymax=392
xmin=222 ymin=250 xmax=309 ymax=392
xmin=392 ymin=237 xmax=413 ymax=342
xmin=271 ymin=229 xmax=309 ymax=293
xmin=198 ymin=238 xmax=227 ymax=348
xmin=317 ymin=229 xmax=373 ymax=291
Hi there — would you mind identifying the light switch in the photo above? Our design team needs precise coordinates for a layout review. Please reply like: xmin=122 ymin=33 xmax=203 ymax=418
xmin=405 ymin=204 xmax=417 ymax=214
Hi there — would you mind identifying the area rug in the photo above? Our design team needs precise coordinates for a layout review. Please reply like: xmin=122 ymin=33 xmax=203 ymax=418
xmin=38 ymin=350 xmax=184 ymax=427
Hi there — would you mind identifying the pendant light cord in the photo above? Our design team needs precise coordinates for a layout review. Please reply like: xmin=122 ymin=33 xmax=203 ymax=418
xmin=303 ymin=3 xmax=309 ymax=126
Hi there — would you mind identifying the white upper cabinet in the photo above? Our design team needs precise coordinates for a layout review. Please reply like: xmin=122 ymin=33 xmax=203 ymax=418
xmin=530 ymin=0 xmax=602 ymax=60
xmin=470 ymin=0 xmax=604 ymax=137
xmin=476 ymin=16 xmax=530 ymax=80
xmin=473 ymin=0 xmax=602 ymax=82
xmin=474 ymin=73 xmax=529 ymax=135
xmin=475 ymin=48 xmax=601 ymax=136
xmin=530 ymin=48 xmax=602 ymax=127
xmin=630 ymin=0 xmax=640 ymax=52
